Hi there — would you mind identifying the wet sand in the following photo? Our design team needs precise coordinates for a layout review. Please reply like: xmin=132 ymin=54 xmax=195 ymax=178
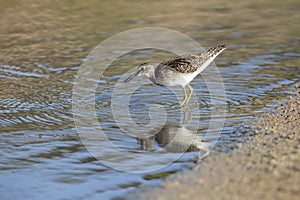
xmin=133 ymin=89 xmax=300 ymax=200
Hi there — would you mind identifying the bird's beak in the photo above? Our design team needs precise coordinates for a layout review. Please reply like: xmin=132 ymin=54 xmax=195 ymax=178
xmin=123 ymin=69 xmax=140 ymax=83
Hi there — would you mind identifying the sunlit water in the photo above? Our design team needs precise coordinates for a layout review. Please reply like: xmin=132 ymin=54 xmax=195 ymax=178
xmin=0 ymin=1 xmax=300 ymax=199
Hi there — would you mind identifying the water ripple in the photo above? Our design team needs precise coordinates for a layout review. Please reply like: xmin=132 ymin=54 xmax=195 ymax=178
xmin=0 ymin=64 xmax=49 ymax=79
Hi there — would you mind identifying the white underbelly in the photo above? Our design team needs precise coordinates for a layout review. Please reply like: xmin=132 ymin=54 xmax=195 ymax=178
xmin=153 ymin=67 xmax=199 ymax=87
xmin=182 ymin=73 xmax=196 ymax=86
xmin=157 ymin=72 xmax=197 ymax=87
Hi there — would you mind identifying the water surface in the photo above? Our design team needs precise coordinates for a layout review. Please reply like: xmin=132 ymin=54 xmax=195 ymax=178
xmin=0 ymin=1 xmax=299 ymax=199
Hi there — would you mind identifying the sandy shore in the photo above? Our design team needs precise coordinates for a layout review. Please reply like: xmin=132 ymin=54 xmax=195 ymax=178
xmin=132 ymin=91 xmax=300 ymax=200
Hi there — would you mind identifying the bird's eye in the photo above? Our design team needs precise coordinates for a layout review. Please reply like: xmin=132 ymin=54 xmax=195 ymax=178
xmin=140 ymin=67 xmax=145 ymax=71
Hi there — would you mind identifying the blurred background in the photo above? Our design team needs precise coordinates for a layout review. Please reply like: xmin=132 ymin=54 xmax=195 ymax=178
xmin=0 ymin=0 xmax=299 ymax=199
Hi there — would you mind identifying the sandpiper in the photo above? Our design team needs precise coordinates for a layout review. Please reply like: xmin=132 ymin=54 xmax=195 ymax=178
xmin=124 ymin=43 xmax=227 ymax=107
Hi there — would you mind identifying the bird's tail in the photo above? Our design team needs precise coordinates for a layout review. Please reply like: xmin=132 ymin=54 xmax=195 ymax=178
xmin=205 ymin=43 xmax=228 ymax=57
xmin=196 ymin=43 xmax=228 ymax=73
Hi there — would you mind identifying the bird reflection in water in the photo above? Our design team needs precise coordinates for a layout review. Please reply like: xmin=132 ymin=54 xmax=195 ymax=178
xmin=137 ymin=108 xmax=212 ymax=154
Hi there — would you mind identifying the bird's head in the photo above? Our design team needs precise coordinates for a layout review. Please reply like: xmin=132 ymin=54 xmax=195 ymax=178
xmin=124 ymin=63 xmax=155 ymax=83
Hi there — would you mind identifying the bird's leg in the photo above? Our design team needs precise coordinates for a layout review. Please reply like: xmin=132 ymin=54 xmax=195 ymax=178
xmin=185 ymin=84 xmax=193 ymax=105
xmin=182 ymin=107 xmax=192 ymax=124
xmin=179 ymin=87 xmax=188 ymax=107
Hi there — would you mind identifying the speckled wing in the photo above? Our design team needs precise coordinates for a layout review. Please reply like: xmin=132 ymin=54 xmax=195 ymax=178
xmin=160 ymin=56 xmax=198 ymax=73
xmin=160 ymin=43 xmax=227 ymax=74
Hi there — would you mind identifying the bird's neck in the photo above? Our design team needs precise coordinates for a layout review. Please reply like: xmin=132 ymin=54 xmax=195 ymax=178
xmin=146 ymin=65 xmax=157 ymax=83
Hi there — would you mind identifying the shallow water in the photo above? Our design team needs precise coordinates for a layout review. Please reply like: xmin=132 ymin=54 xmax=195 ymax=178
xmin=0 ymin=1 xmax=300 ymax=199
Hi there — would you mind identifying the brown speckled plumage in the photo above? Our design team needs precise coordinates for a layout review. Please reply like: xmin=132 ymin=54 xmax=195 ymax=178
xmin=161 ymin=56 xmax=198 ymax=73
xmin=160 ymin=43 xmax=227 ymax=73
